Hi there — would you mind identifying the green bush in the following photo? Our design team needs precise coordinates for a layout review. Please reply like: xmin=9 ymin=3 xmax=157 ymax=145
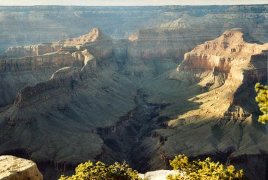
xmin=167 ymin=154 xmax=244 ymax=180
xmin=59 ymin=161 xmax=141 ymax=180
xmin=255 ymin=83 xmax=268 ymax=124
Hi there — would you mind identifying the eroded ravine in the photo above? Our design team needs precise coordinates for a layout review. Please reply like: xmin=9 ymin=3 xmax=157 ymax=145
xmin=96 ymin=88 xmax=169 ymax=172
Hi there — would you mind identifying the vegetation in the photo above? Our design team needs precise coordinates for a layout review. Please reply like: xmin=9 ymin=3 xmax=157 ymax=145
xmin=59 ymin=161 xmax=141 ymax=180
xmin=167 ymin=154 xmax=244 ymax=180
xmin=255 ymin=83 xmax=268 ymax=124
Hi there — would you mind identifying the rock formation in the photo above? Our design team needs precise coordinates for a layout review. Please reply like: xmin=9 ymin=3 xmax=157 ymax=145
xmin=0 ymin=9 xmax=267 ymax=179
xmin=3 ymin=28 xmax=112 ymax=62
xmin=139 ymin=170 xmax=179 ymax=180
xmin=174 ymin=29 xmax=268 ymax=118
xmin=0 ymin=155 xmax=43 ymax=180
xmin=0 ymin=28 xmax=109 ymax=107
xmin=4 ymin=44 xmax=60 ymax=58
xmin=145 ymin=29 xmax=268 ymax=180
xmin=127 ymin=7 xmax=268 ymax=61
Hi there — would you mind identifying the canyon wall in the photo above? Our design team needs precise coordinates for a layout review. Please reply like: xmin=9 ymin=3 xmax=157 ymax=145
xmin=0 ymin=6 xmax=267 ymax=179
xmin=143 ymin=29 xmax=268 ymax=180
xmin=4 ymin=43 xmax=60 ymax=58
xmin=127 ymin=8 xmax=268 ymax=61
xmin=0 ymin=28 xmax=111 ymax=107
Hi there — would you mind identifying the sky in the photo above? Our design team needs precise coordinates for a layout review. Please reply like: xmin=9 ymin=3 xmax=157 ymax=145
xmin=0 ymin=0 xmax=267 ymax=6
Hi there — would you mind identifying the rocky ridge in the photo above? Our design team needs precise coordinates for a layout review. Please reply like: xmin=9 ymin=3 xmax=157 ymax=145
xmin=144 ymin=29 xmax=268 ymax=180
xmin=127 ymin=8 xmax=268 ymax=61
xmin=173 ymin=29 xmax=268 ymax=121
xmin=0 ymin=28 xmax=108 ymax=107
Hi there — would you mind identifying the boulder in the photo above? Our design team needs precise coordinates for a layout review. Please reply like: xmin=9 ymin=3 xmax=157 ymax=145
xmin=0 ymin=155 xmax=43 ymax=180
xmin=139 ymin=170 xmax=181 ymax=180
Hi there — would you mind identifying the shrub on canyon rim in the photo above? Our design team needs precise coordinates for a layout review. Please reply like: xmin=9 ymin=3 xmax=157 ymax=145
xmin=255 ymin=83 xmax=268 ymax=124
xmin=59 ymin=161 xmax=141 ymax=180
xmin=167 ymin=154 xmax=244 ymax=180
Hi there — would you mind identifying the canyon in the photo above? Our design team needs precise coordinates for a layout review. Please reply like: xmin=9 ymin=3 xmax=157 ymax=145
xmin=0 ymin=5 xmax=267 ymax=180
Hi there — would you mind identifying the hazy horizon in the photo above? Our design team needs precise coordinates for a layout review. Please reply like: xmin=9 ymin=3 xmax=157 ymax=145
xmin=0 ymin=0 xmax=267 ymax=6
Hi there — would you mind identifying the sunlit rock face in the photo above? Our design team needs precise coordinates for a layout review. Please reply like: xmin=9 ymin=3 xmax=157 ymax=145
xmin=151 ymin=29 xmax=268 ymax=180
xmin=177 ymin=29 xmax=268 ymax=84
xmin=171 ymin=29 xmax=268 ymax=121
xmin=54 ymin=28 xmax=113 ymax=59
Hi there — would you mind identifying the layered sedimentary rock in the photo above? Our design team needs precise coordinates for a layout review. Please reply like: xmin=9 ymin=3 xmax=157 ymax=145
xmin=13 ymin=53 xmax=96 ymax=110
xmin=176 ymin=29 xmax=268 ymax=86
xmin=3 ymin=28 xmax=112 ymax=61
xmin=144 ymin=29 xmax=268 ymax=180
xmin=0 ymin=52 xmax=83 ymax=73
xmin=127 ymin=28 xmax=203 ymax=60
xmin=0 ymin=155 xmax=43 ymax=180
xmin=0 ymin=29 xmax=136 ymax=180
xmin=54 ymin=28 xmax=113 ymax=59
xmin=127 ymin=7 xmax=268 ymax=61
xmin=58 ymin=28 xmax=108 ymax=46
xmin=4 ymin=44 xmax=60 ymax=58
xmin=0 ymin=28 xmax=110 ymax=107
xmin=1 ymin=5 xmax=267 ymax=55
xmin=167 ymin=29 xmax=268 ymax=127
xmin=0 ymin=6 xmax=180 ymax=53
xmin=0 ymin=21 xmax=268 ymax=180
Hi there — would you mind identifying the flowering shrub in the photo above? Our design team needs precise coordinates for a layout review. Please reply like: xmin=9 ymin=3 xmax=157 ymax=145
xmin=59 ymin=161 xmax=141 ymax=180
xmin=255 ymin=83 xmax=268 ymax=124
xmin=167 ymin=154 xmax=243 ymax=180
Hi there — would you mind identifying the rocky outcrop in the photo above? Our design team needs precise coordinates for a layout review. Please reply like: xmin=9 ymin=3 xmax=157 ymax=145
xmin=0 ymin=155 xmax=43 ymax=180
xmin=144 ymin=29 xmax=268 ymax=179
xmin=0 ymin=32 xmax=135 ymax=173
xmin=1 ymin=28 xmax=111 ymax=68
xmin=139 ymin=170 xmax=180 ymax=180
xmin=176 ymin=29 xmax=268 ymax=88
xmin=52 ymin=28 xmax=113 ymax=59
xmin=14 ymin=77 xmax=77 ymax=109
xmin=168 ymin=29 xmax=268 ymax=126
xmin=127 ymin=6 xmax=268 ymax=61
xmin=13 ymin=55 xmax=96 ymax=109
xmin=0 ymin=51 xmax=85 ymax=107
xmin=0 ymin=28 xmax=109 ymax=108
xmin=59 ymin=28 xmax=109 ymax=46
xmin=4 ymin=43 xmax=61 ymax=58
xmin=127 ymin=28 xmax=201 ymax=60
xmin=1 ymin=5 xmax=268 ymax=53
xmin=0 ymin=52 xmax=84 ymax=73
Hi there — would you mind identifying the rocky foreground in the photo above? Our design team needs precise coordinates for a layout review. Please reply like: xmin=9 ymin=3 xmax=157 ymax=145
xmin=0 ymin=155 xmax=42 ymax=180
xmin=0 ymin=9 xmax=267 ymax=179
xmin=0 ymin=155 xmax=178 ymax=180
